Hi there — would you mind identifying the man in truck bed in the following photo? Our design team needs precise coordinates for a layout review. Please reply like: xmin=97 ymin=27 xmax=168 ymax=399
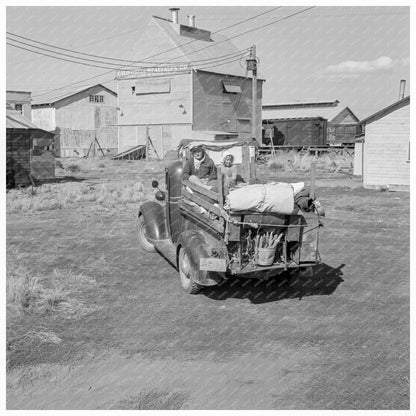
xmin=182 ymin=145 xmax=217 ymax=189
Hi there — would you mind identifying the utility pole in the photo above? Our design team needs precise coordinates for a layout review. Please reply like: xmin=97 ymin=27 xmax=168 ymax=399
xmin=247 ymin=45 xmax=258 ymax=141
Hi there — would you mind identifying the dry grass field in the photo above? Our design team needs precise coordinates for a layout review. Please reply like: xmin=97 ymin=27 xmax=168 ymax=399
xmin=6 ymin=155 xmax=409 ymax=410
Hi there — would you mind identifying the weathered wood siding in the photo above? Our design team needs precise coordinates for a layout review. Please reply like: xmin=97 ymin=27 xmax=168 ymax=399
xmin=32 ymin=107 xmax=56 ymax=131
xmin=53 ymin=86 xmax=118 ymax=157
xmin=363 ymin=104 xmax=409 ymax=187
xmin=6 ymin=129 xmax=55 ymax=186
xmin=30 ymin=131 xmax=55 ymax=180
xmin=327 ymin=123 xmax=357 ymax=145
xmin=193 ymin=72 xmax=262 ymax=140
xmin=6 ymin=129 xmax=31 ymax=186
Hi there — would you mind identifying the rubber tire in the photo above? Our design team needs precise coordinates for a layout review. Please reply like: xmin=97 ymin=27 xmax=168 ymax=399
xmin=178 ymin=247 xmax=202 ymax=294
xmin=137 ymin=215 xmax=156 ymax=253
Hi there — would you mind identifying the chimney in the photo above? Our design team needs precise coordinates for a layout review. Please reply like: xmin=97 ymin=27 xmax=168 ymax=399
xmin=169 ymin=7 xmax=180 ymax=24
xmin=187 ymin=15 xmax=195 ymax=27
xmin=399 ymin=79 xmax=406 ymax=100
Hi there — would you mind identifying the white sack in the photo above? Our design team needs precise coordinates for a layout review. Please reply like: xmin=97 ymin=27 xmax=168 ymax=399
xmin=291 ymin=182 xmax=305 ymax=195
xmin=227 ymin=182 xmax=295 ymax=214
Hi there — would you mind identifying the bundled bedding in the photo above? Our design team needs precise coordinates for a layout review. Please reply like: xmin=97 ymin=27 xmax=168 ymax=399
xmin=225 ymin=182 xmax=307 ymax=214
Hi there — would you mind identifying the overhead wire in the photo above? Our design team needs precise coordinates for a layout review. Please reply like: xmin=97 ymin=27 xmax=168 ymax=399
xmin=7 ymin=7 xmax=281 ymax=72
xmin=7 ymin=37 xmax=249 ymax=70
xmin=6 ymin=42 xmax=121 ymax=70
xmin=7 ymin=38 xmax=130 ymax=68
xmin=194 ymin=53 xmax=250 ymax=71
xmin=7 ymin=31 xmax=250 ymax=66
xmin=30 ymin=7 xmax=282 ymax=97
xmin=7 ymin=25 xmax=151 ymax=67
xmin=28 ymin=6 xmax=313 ymax=98
xmin=139 ymin=6 xmax=282 ymax=64
xmin=163 ymin=6 xmax=316 ymax=62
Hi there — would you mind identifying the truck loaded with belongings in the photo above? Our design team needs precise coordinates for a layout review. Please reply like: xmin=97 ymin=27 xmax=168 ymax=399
xmin=137 ymin=141 xmax=324 ymax=294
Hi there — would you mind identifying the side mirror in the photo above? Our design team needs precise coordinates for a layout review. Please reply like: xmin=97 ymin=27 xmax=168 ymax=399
xmin=151 ymin=180 xmax=159 ymax=189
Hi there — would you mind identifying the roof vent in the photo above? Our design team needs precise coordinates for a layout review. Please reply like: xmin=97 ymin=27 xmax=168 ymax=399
xmin=399 ymin=79 xmax=406 ymax=100
xmin=187 ymin=15 xmax=195 ymax=27
xmin=169 ymin=7 xmax=180 ymax=24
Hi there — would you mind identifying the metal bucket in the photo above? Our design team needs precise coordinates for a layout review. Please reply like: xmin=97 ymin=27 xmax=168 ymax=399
xmin=256 ymin=247 xmax=276 ymax=266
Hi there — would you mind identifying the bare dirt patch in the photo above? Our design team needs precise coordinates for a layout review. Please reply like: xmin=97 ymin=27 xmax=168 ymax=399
xmin=6 ymin=157 xmax=409 ymax=409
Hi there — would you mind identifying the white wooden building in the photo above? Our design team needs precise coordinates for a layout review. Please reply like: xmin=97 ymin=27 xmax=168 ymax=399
xmin=355 ymin=96 xmax=410 ymax=189
xmin=32 ymin=84 xmax=118 ymax=157
xmin=116 ymin=8 xmax=263 ymax=158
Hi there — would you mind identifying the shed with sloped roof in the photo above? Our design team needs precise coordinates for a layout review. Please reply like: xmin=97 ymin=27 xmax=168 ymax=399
xmin=7 ymin=104 xmax=55 ymax=187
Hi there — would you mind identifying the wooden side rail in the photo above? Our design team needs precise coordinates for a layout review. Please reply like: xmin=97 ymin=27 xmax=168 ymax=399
xmin=179 ymin=203 xmax=224 ymax=234
xmin=182 ymin=188 xmax=222 ymax=217
xmin=182 ymin=179 xmax=219 ymax=202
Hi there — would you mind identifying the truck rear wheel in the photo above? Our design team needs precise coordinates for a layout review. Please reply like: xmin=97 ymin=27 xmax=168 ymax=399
xmin=178 ymin=247 xmax=201 ymax=294
xmin=137 ymin=215 xmax=156 ymax=253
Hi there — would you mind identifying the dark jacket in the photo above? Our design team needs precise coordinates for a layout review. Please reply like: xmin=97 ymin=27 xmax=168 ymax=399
xmin=183 ymin=155 xmax=217 ymax=181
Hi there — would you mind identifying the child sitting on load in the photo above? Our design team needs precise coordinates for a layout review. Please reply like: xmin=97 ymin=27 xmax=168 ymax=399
xmin=222 ymin=154 xmax=240 ymax=194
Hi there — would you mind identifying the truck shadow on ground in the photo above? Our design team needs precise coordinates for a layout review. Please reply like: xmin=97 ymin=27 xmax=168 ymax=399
xmin=203 ymin=263 xmax=345 ymax=304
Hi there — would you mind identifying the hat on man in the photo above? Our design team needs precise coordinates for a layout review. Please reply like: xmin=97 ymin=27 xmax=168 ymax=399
xmin=190 ymin=144 xmax=204 ymax=154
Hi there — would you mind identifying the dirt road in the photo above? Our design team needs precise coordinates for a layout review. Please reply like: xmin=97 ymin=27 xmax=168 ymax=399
xmin=6 ymin=165 xmax=409 ymax=409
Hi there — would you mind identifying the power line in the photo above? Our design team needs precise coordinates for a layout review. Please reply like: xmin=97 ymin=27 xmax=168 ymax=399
xmin=165 ymin=7 xmax=316 ymax=62
xmin=7 ymin=26 xmax=148 ymax=68
xmin=30 ymin=7 xmax=282 ymax=98
xmin=7 ymin=7 xmax=281 ymax=71
xmin=7 ymin=43 xmax=121 ymax=70
xmin=31 ymin=6 xmax=309 ymax=98
xmin=7 ymin=38 xmax=128 ymax=68
xmin=193 ymin=53 xmax=250 ymax=71
xmin=7 ymin=36 xmax=248 ymax=70
xmin=7 ymin=31 xmax=249 ymax=66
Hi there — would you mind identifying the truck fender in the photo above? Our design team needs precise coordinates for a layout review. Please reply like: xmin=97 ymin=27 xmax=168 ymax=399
xmin=176 ymin=231 xmax=220 ymax=286
xmin=138 ymin=201 xmax=168 ymax=241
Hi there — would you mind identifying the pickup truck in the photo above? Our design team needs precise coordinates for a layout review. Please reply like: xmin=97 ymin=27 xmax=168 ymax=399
xmin=137 ymin=158 xmax=323 ymax=294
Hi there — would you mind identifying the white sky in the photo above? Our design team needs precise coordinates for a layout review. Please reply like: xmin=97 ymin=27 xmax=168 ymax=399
xmin=5 ymin=4 xmax=410 ymax=119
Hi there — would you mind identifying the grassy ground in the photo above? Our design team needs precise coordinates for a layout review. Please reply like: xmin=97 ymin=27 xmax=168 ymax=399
xmin=6 ymin=155 xmax=409 ymax=410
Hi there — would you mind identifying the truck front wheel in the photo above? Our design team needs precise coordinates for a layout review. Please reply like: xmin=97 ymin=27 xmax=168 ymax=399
xmin=178 ymin=247 xmax=202 ymax=294
xmin=137 ymin=215 xmax=156 ymax=253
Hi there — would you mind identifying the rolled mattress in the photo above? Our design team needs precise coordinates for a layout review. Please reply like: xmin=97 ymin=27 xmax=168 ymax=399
xmin=226 ymin=182 xmax=304 ymax=214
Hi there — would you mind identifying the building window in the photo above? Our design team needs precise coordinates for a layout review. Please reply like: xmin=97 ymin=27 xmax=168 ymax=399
xmin=222 ymin=81 xmax=242 ymax=94
xmin=89 ymin=95 xmax=104 ymax=103
xmin=15 ymin=104 xmax=23 ymax=114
